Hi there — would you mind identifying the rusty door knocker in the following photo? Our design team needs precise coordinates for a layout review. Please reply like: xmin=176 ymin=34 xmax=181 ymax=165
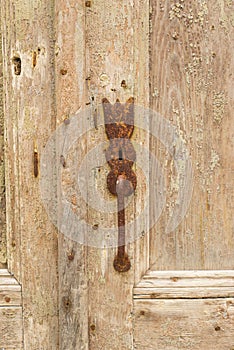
xmin=102 ymin=97 xmax=137 ymax=272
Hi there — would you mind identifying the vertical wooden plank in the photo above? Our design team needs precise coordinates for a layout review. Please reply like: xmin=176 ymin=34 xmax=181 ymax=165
xmin=2 ymin=1 xmax=58 ymax=348
xmin=1 ymin=2 xmax=21 ymax=275
xmin=0 ymin=11 xmax=7 ymax=268
xmin=85 ymin=1 xmax=149 ymax=349
xmin=133 ymin=1 xmax=150 ymax=285
xmin=54 ymin=1 xmax=89 ymax=349
xmin=150 ymin=0 xmax=234 ymax=270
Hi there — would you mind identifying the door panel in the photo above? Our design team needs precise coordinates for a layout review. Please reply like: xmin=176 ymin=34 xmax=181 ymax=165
xmin=134 ymin=298 xmax=234 ymax=350
xmin=133 ymin=1 xmax=233 ymax=349
xmin=149 ymin=0 xmax=234 ymax=270
xmin=134 ymin=271 xmax=234 ymax=349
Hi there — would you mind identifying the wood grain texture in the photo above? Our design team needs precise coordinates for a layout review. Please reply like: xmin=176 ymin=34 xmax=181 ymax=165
xmin=0 ymin=8 xmax=7 ymax=268
xmin=0 ymin=307 xmax=23 ymax=349
xmin=0 ymin=286 xmax=22 ymax=306
xmin=54 ymin=1 xmax=89 ymax=349
xmin=134 ymin=298 xmax=234 ymax=350
xmin=134 ymin=270 xmax=234 ymax=298
xmin=149 ymin=0 xmax=234 ymax=270
xmin=85 ymin=1 xmax=149 ymax=349
xmin=2 ymin=1 xmax=58 ymax=348
xmin=0 ymin=271 xmax=22 ymax=347
xmin=133 ymin=2 xmax=234 ymax=348
xmin=1 ymin=1 xmax=232 ymax=348
xmin=0 ymin=270 xmax=21 ymax=307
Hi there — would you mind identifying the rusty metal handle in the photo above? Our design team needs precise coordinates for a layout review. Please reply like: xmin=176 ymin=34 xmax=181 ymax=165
xmin=102 ymin=97 xmax=136 ymax=272
xmin=113 ymin=176 xmax=131 ymax=272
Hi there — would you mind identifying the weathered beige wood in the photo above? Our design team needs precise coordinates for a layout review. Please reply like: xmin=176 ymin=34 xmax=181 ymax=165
xmin=133 ymin=1 xmax=234 ymax=348
xmin=134 ymin=298 xmax=234 ymax=350
xmin=0 ymin=270 xmax=22 ymax=306
xmin=150 ymin=0 xmax=234 ymax=270
xmin=136 ymin=271 xmax=234 ymax=286
xmin=0 ymin=276 xmax=20 ymax=285
xmin=0 ymin=1 xmax=232 ymax=349
xmin=0 ymin=307 xmax=23 ymax=349
xmin=54 ymin=1 xmax=89 ymax=349
xmin=0 ymin=286 xmax=22 ymax=306
xmin=84 ymin=1 xmax=149 ymax=349
xmin=134 ymin=270 xmax=234 ymax=298
xmin=139 ymin=270 xmax=234 ymax=284
xmin=142 ymin=270 xmax=234 ymax=279
xmin=135 ymin=287 xmax=234 ymax=299
xmin=2 ymin=1 xmax=58 ymax=348
xmin=0 ymin=8 xmax=6 ymax=268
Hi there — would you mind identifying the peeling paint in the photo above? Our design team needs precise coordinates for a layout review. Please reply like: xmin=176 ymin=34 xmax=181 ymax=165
xmin=209 ymin=149 xmax=220 ymax=172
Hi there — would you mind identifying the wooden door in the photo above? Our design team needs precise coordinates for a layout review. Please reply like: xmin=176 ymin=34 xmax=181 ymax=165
xmin=1 ymin=1 xmax=233 ymax=349
xmin=134 ymin=1 xmax=234 ymax=349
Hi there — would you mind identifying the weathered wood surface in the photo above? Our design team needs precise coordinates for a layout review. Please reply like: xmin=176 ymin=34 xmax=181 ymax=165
xmin=0 ymin=269 xmax=21 ymax=307
xmin=134 ymin=270 xmax=234 ymax=298
xmin=0 ymin=0 xmax=233 ymax=349
xmin=0 ymin=285 xmax=22 ymax=306
xmin=2 ymin=1 xmax=58 ymax=349
xmin=140 ymin=269 xmax=234 ymax=281
xmin=150 ymin=0 xmax=234 ymax=270
xmin=0 ymin=8 xmax=6 ymax=268
xmin=2 ymin=0 xmax=150 ymax=348
xmin=0 ymin=307 xmax=23 ymax=349
xmin=134 ymin=298 xmax=234 ymax=350
xmin=54 ymin=1 xmax=89 ymax=349
xmin=133 ymin=1 xmax=234 ymax=348
xmin=0 ymin=270 xmax=22 ymax=347
xmin=85 ymin=1 xmax=149 ymax=349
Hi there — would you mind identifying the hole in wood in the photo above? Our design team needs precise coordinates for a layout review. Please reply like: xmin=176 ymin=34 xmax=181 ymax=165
xmin=12 ymin=56 xmax=21 ymax=75
xmin=60 ymin=68 xmax=67 ymax=75
xmin=32 ymin=51 xmax=37 ymax=68
xmin=60 ymin=155 xmax=66 ymax=168
xmin=90 ymin=324 xmax=96 ymax=331
xmin=67 ymin=250 xmax=75 ymax=261
xmin=63 ymin=297 xmax=71 ymax=310
xmin=85 ymin=1 xmax=91 ymax=7
xmin=121 ymin=80 xmax=127 ymax=88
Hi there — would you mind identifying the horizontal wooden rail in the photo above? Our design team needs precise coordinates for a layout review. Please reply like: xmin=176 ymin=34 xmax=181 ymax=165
xmin=134 ymin=270 xmax=234 ymax=299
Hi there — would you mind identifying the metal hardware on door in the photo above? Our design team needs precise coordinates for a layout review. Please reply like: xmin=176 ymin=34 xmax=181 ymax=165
xmin=102 ymin=97 xmax=137 ymax=272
